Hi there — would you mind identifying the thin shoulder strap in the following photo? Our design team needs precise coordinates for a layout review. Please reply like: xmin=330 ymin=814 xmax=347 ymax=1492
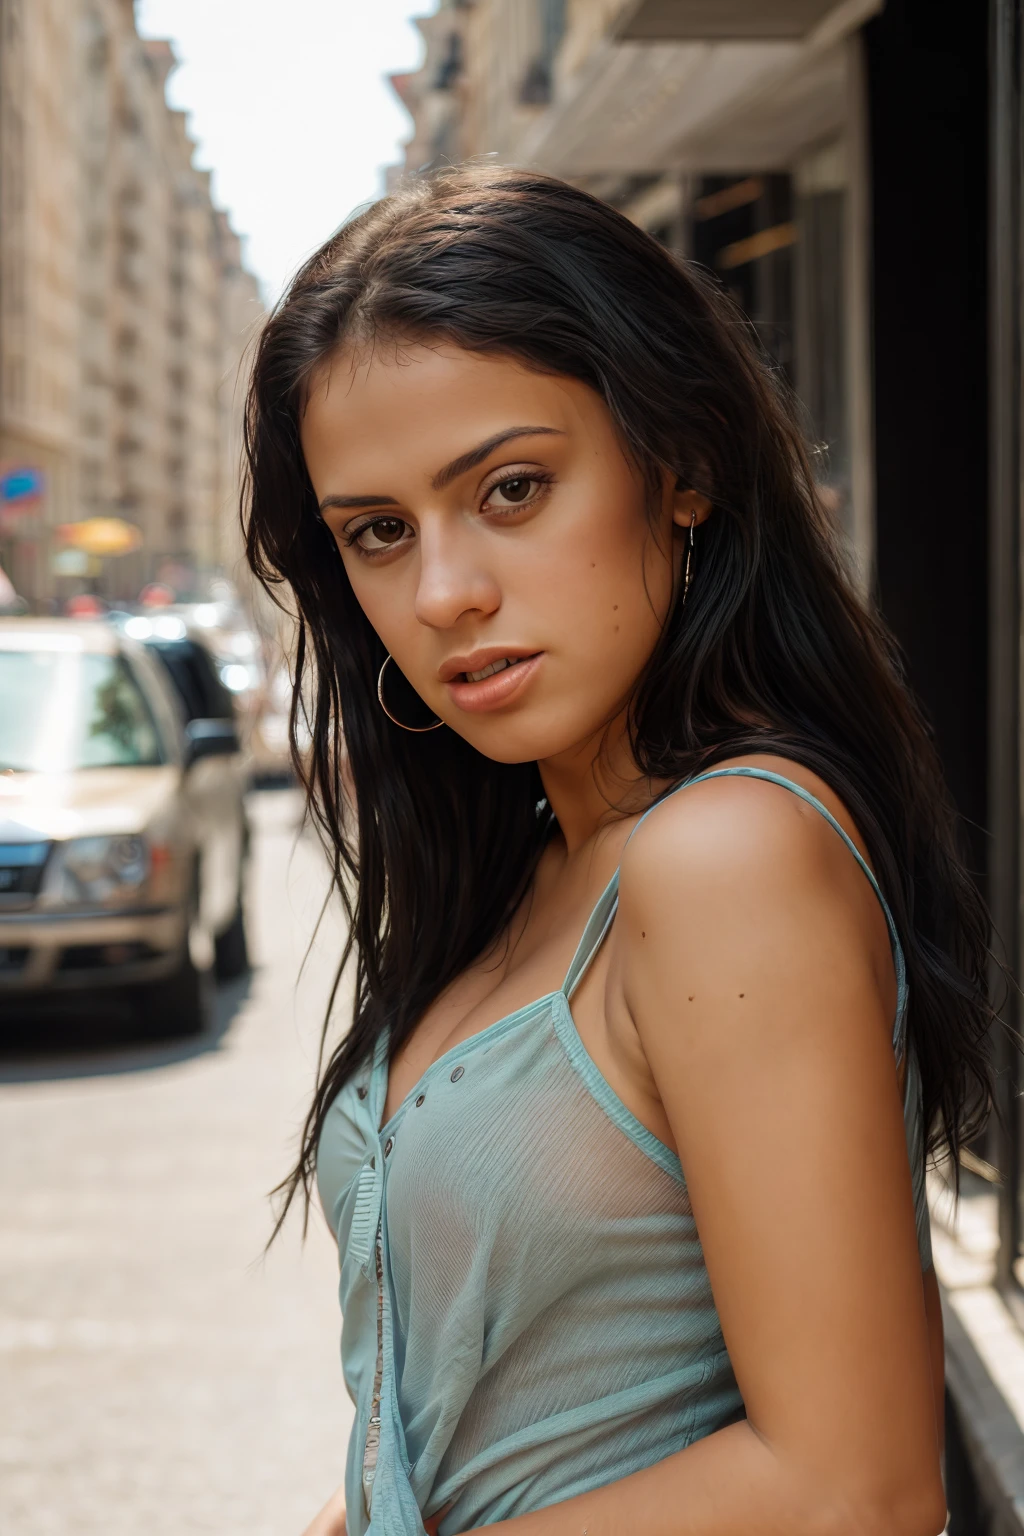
xmin=563 ymin=767 xmax=908 ymax=1053
xmin=562 ymin=776 xmax=699 ymax=1000
xmin=561 ymin=869 xmax=620 ymax=1001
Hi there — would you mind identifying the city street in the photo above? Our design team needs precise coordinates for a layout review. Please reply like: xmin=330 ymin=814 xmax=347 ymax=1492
xmin=0 ymin=791 xmax=354 ymax=1536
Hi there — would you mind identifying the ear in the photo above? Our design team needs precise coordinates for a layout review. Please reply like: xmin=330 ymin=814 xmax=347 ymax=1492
xmin=671 ymin=482 xmax=713 ymax=530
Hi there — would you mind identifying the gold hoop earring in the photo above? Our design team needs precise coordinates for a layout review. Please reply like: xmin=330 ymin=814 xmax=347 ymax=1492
xmin=377 ymin=654 xmax=444 ymax=732
xmin=682 ymin=510 xmax=697 ymax=604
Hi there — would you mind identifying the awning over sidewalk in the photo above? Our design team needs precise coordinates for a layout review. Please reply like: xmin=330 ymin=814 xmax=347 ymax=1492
xmin=616 ymin=0 xmax=844 ymax=41
xmin=517 ymin=0 xmax=880 ymax=174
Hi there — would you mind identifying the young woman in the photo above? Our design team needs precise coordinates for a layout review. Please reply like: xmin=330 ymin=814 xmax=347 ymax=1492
xmin=244 ymin=167 xmax=991 ymax=1536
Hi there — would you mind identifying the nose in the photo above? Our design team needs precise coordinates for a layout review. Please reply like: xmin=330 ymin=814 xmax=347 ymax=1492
xmin=414 ymin=520 xmax=501 ymax=630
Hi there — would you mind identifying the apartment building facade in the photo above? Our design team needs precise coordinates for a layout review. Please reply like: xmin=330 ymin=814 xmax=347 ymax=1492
xmin=0 ymin=0 xmax=262 ymax=607
xmin=391 ymin=3 xmax=1024 ymax=1531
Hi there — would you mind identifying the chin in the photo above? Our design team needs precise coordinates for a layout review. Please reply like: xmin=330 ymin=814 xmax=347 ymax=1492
xmin=454 ymin=710 xmax=608 ymax=767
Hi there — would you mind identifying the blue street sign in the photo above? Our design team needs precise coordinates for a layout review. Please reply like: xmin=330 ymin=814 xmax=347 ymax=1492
xmin=0 ymin=466 xmax=44 ymax=503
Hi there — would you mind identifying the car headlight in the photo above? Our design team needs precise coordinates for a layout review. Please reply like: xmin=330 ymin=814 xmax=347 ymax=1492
xmin=59 ymin=834 xmax=149 ymax=906
xmin=219 ymin=662 xmax=253 ymax=694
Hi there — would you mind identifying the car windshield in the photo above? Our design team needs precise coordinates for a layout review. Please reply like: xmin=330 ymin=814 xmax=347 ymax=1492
xmin=0 ymin=646 xmax=164 ymax=772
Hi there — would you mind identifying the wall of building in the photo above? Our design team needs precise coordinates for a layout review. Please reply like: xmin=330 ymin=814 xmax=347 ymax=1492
xmin=0 ymin=0 xmax=263 ymax=609
xmin=0 ymin=0 xmax=81 ymax=602
xmin=213 ymin=210 xmax=263 ymax=584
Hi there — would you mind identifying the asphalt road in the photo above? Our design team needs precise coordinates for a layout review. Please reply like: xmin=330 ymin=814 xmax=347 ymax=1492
xmin=0 ymin=790 xmax=355 ymax=1536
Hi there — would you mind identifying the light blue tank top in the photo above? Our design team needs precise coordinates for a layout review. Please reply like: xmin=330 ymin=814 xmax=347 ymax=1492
xmin=316 ymin=769 xmax=932 ymax=1536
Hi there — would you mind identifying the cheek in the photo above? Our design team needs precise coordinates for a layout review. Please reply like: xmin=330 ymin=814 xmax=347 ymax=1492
xmin=338 ymin=551 xmax=415 ymax=649
xmin=533 ymin=494 xmax=673 ymax=660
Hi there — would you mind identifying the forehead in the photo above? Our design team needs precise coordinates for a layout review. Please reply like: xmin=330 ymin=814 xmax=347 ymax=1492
xmin=300 ymin=342 xmax=602 ymax=486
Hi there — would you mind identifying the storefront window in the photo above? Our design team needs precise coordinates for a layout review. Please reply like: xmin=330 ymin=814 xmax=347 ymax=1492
xmin=793 ymin=139 xmax=849 ymax=532
xmin=690 ymin=172 xmax=795 ymax=379
xmin=689 ymin=158 xmax=853 ymax=543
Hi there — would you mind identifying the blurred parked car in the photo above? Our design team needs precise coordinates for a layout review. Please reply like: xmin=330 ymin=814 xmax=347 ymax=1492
xmin=248 ymin=661 xmax=297 ymax=785
xmin=117 ymin=615 xmax=251 ymax=978
xmin=0 ymin=618 xmax=249 ymax=1035
xmin=114 ymin=604 xmax=267 ymax=748
xmin=111 ymin=606 xmax=295 ymax=786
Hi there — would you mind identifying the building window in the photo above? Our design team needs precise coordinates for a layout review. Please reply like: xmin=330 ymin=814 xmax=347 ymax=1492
xmin=690 ymin=173 xmax=796 ymax=378
xmin=794 ymin=139 xmax=849 ymax=527
xmin=520 ymin=0 xmax=567 ymax=105
xmin=433 ymin=31 xmax=463 ymax=91
xmin=5 ymin=357 xmax=25 ymax=407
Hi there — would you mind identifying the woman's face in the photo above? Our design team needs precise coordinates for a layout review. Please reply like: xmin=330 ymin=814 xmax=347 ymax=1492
xmin=301 ymin=342 xmax=705 ymax=766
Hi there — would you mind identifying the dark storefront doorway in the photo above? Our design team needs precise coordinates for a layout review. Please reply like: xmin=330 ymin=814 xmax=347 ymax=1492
xmin=867 ymin=0 xmax=1024 ymax=1528
xmin=865 ymin=0 xmax=989 ymax=884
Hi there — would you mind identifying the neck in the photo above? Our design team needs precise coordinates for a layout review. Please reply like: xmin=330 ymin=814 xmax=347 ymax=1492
xmin=537 ymin=711 xmax=669 ymax=854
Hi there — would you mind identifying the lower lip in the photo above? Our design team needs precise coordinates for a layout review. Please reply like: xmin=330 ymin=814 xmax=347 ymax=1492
xmin=445 ymin=654 xmax=543 ymax=714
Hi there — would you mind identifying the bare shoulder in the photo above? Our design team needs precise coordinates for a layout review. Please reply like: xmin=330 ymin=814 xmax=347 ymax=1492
xmin=608 ymin=764 xmax=937 ymax=1522
xmin=620 ymin=755 xmax=871 ymax=907
xmin=616 ymin=755 xmax=896 ymax=1031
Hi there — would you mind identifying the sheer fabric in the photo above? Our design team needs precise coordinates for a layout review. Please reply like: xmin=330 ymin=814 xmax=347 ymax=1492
xmin=316 ymin=770 xmax=932 ymax=1536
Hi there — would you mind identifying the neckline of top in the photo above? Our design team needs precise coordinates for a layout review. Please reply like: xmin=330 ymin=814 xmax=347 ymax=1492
xmin=374 ymin=865 xmax=623 ymax=1138
xmin=375 ymin=988 xmax=562 ymax=1137
xmin=371 ymin=767 xmax=907 ymax=1135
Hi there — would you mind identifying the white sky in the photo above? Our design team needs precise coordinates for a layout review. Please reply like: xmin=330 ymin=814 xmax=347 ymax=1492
xmin=135 ymin=0 xmax=430 ymax=304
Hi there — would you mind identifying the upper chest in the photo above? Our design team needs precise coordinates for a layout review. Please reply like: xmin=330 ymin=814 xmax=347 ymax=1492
xmin=382 ymin=886 xmax=599 ymax=1124
xmin=384 ymin=821 xmax=644 ymax=1111
xmin=381 ymin=886 xmax=670 ymax=1152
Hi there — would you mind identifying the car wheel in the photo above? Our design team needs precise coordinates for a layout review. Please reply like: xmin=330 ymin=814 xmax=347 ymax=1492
xmin=134 ymin=942 xmax=210 ymax=1038
xmin=214 ymin=899 xmax=249 ymax=981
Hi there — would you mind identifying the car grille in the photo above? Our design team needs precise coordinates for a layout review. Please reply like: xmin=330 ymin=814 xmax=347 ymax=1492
xmin=57 ymin=942 xmax=160 ymax=972
xmin=0 ymin=842 xmax=50 ymax=900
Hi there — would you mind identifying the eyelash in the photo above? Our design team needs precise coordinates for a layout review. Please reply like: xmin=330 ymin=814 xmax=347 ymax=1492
xmin=481 ymin=467 xmax=554 ymax=511
xmin=342 ymin=470 xmax=555 ymax=558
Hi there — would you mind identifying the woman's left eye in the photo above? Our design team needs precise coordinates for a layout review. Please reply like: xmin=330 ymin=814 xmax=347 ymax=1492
xmin=483 ymin=475 xmax=549 ymax=510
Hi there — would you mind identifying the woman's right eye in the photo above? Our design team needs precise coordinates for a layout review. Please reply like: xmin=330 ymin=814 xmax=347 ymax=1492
xmin=347 ymin=517 xmax=411 ymax=555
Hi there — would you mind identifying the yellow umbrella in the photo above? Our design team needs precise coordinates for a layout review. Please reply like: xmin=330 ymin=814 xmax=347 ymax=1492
xmin=57 ymin=517 xmax=143 ymax=557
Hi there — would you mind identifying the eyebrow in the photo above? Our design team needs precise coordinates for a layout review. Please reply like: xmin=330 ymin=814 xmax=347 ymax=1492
xmin=318 ymin=493 xmax=401 ymax=513
xmin=430 ymin=425 xmax=563 ymax=491
xmin=317 ymin=426 xmax=564 ymax=515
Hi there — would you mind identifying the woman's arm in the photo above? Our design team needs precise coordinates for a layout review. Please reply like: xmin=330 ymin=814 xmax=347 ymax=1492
xmin=486 ymin=776 xmax=946 ymax=1536
xmin=300 ymin=1488 xmax=446 ymax=1536
xmin=302 ymin=1485 xmax=346 ymax=1536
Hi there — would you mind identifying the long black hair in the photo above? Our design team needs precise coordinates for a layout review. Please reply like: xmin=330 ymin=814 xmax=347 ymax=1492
xmin=243 ymin=165 xmax=992 ymax=1232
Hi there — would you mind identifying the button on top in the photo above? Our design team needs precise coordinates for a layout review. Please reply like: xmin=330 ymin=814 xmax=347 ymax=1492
xmin=415 ymin=1094 xmax=426 ymax=1107
xmin=450 ymin=1065 xmax=465 ymax=1083
xmin=356 ymin=1085 xmax=368 ymax=1099
xmin=383 ymin=1136 xmax=394 ymax=1158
